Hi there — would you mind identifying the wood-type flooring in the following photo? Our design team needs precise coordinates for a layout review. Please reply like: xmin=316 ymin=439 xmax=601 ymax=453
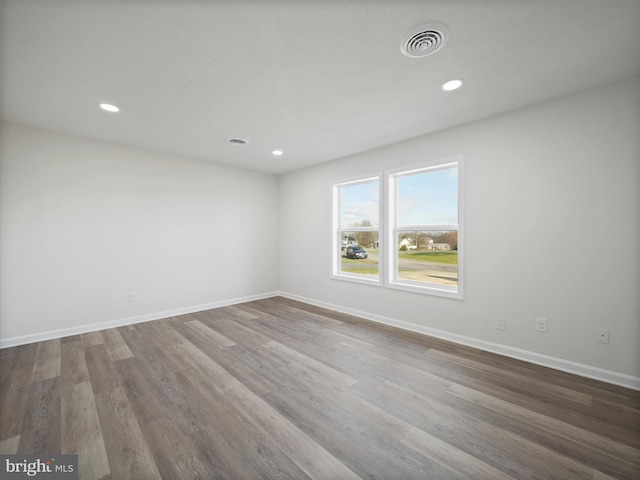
xmin=1 ymin=296 xmax=639 ymax=479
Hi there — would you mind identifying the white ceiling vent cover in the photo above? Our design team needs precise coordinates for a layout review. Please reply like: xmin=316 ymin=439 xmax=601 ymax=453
xmin=401 ymin=23 xmax=449 ymax=58
xmin=227 ymin=138 xmax=248 ymax=145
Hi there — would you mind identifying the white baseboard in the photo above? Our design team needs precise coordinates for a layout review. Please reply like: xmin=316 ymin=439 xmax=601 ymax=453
xmin=0 ymin=291 xmax=280 ymax=349
xmin=277 ymin=291 xmax=640 ymax=392
xmin=3 ymin=290 xmax=638 ymax=391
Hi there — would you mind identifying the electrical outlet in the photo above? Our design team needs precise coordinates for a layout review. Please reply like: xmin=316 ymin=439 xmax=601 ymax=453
xmin=496 ymin=318 xmax=506 ymax=331
xmin=129 ymin=292 xmax=137 ymax=302
xmin=597 ymin=328 xmax=609 ymax=344
xmin=535 ymin=317 xmax=547 ymax=333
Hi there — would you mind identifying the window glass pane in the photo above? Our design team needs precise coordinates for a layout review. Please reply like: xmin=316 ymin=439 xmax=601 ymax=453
xmin=340 ymin=231 xmax=379 ymax=277
xmin=397 ymin=230 xmax=457 ymax=286
xmin=340 ymin=180 xmax=379 ymax=228
xmin=397 ymin=167 xmax=458 ymax=226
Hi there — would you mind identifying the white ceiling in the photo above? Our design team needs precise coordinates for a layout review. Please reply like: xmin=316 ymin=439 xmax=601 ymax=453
xmin=1 ymin=1 xmax=639 ymax=174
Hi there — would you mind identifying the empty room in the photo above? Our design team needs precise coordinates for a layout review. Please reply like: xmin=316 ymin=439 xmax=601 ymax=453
xmin=1 ymin=1 xmax=639 ymax=479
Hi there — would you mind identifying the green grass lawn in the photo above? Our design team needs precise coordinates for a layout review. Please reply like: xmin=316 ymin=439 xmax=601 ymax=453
xmin=341 ymin=258 xmax=376 ymax=264
xmin=341 ymin=252 xmax=378 ymax=275
xmin=341 ymin=265 xmax=379 ymax=275
xmin=398 ymin=251 xmax=458 ymax=265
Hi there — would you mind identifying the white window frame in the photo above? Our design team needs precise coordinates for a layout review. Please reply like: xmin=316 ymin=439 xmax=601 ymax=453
xmin=386 ymin=156 xmax=463 ymax=299
xmin=330 ymin=156 xmax=462 ymax=299
xmin=330 ymin=174 xmax=382 ymax=286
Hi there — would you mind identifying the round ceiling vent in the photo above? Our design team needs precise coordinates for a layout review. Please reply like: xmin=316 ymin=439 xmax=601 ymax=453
xmin=227 ymin=137 xmax=248 ymax=145
xmin=401 ymin=23 xmax=449 ymax=58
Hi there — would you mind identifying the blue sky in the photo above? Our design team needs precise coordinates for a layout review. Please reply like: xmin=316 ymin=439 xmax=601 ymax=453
xmin=340 ymin=167 xmax=458 ymax=228
xmin=397 ymin=167 xmax=458 ymax=226
xmin=340 ymin=180 xmax=379 ymax=228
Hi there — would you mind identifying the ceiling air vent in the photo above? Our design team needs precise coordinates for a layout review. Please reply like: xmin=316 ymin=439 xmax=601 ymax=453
xmin=401 ymin=23 xmax=449 ymax=58
xmin=227 ymin=138 xmax=248 ymax=145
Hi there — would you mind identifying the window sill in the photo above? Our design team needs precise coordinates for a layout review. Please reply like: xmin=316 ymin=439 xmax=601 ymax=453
xmin=330 ymin=273 xmax=382 ymax=287
xmin=387 ymin=280 xmax=463 ymax=299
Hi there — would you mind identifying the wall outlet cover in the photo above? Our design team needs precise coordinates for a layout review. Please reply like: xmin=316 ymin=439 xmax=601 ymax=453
xmin=597 ymin=328 xmax=610 ymax=344
xmin=535 ymin=317 xmax=547 ymax=333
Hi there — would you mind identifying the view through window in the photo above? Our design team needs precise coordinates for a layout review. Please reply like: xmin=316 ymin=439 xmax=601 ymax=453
xmin=334 ymin=178 xmax=380 ymax=281
xmin=332 ymin=157 xmax=461 ymax=298
xmin=391 ymin=164 xmax=460 ymax=293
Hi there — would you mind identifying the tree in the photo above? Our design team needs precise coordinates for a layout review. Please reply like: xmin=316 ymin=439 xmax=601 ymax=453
xmin=431 ymin=231 xmax=458 ymax=250
xmin=415 ymin=231 xmax=427 ymax=250
xmin=352 ymin=220 xmax=377 ymax=248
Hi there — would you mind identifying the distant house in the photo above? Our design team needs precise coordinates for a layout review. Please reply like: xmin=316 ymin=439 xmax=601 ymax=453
xmin=399 ymin=238 xmax=416 ymax=250
xmin=400 ymin=237 xmax=450 ymax=251
xmin=341 ymin=235 xmax=357 ymax=250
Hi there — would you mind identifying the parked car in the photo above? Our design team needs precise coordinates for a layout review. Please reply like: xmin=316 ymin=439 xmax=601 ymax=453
xmin=345 ymin=246 xmax=368 ymax=259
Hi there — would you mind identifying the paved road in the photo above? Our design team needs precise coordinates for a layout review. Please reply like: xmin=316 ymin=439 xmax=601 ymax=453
xmin=398 ymin=259 xmax=457 ymax=284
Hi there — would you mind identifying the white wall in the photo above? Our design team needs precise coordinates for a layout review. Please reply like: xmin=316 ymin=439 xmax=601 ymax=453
xmin=279 ymin=77 xmax=640 ymax=383
xmin=0 ymin=123 xmax=279 ymax=343
xmin=1 ymin=78 xmax=638 ymax=387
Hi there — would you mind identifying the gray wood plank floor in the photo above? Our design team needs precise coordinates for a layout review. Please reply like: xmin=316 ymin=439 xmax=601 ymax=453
xmin=1 ymin=296 xmax=638 ymax=479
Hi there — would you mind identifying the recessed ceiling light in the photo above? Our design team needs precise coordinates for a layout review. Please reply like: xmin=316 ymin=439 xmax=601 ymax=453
xmin=99 ymin=103 xmax=120 ymax=113
xmin=442 ymin=79 xmax=463 ymax=91
xmin=272 ymin=150 xmax=283 ymax=156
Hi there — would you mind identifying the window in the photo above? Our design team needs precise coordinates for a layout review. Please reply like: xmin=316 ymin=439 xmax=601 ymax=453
xmin=388 ymin=159 xmax=462 ymax=297
xmin=331 ymin=176 xmax=381 ymax=284
xmin=331 ymin=157 xmax=462 ymax=298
